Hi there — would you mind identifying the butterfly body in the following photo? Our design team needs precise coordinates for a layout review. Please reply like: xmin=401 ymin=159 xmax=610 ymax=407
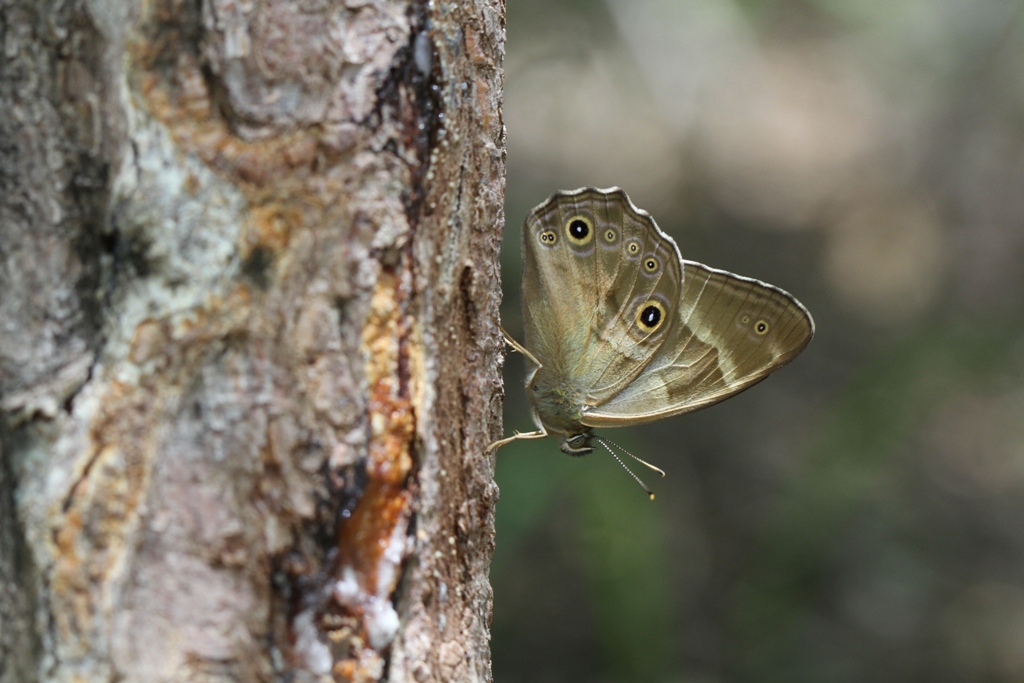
xmin=525 ymin=366 xmax=594 ymax=454
xmin=492 ymin=187 xmax=814 ymax=459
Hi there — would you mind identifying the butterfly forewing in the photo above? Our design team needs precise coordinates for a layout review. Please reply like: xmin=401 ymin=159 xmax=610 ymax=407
xmin=522 ymin=189 xmax=679 ymax=405
xmin=585 ymin=190 xmax=681 ymax=401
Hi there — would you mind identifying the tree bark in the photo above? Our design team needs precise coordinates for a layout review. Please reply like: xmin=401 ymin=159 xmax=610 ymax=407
xmin=0 ymin=1 xmax=505 ymax=681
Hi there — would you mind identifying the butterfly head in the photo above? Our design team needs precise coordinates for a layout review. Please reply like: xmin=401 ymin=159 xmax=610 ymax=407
xmin=559 ymin=432 xmax=593 ymax=456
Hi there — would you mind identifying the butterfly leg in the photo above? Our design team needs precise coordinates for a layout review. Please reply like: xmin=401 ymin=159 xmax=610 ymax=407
xmin=486 ymin=428 xmax=548 ymax=454
xmin=499 ymin=326 xmax=542 ymax=368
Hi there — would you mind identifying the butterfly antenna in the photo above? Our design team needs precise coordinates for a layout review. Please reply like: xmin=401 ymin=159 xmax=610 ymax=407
xmin=592 ymin=437 xmax=659 ymax=500
xmin=594 ymin=436 xmax=666 ymax=478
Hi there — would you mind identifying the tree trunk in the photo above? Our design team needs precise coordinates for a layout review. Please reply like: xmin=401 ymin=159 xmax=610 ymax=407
xmin=0 ymin=1 xmax=505 ymax=681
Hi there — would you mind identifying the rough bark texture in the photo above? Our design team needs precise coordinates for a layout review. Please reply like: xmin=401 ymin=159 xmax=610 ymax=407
xmin=0 ymin=1 xmax=505 ymax=681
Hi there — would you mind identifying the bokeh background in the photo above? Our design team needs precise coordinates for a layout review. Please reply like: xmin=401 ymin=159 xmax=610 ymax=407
xmin=491 ymin=1 xmax=1024 ymax=681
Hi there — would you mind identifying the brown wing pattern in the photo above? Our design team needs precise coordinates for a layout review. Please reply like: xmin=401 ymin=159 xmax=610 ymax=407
xmin=521 ymin=188 xmax=680 ymax=402
xmin=581 ymin=261 xmax=814 ymax=427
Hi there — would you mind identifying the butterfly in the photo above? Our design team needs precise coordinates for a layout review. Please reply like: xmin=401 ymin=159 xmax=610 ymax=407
xmin=490 ymin=188 xmax=814 ymax=495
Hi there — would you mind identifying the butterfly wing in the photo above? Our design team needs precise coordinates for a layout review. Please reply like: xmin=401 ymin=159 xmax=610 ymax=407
xmin=581 ymin=261 xmax=814 ymax=427
xmin=522 ymin=188 xmax=681 ymax=404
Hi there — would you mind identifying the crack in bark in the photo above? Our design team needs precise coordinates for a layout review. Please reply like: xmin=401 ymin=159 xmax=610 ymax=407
xmin=372 ymin=0 xmax=444 ymax=232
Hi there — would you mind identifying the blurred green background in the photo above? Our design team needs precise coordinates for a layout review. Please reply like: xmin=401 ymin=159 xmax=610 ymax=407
xmin=490 ymin=1 xmax=1024 ymax=681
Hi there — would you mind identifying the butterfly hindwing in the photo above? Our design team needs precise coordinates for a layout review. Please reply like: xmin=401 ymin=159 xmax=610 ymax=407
xmin=581 ymin=262 xmax=814 ymax=427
